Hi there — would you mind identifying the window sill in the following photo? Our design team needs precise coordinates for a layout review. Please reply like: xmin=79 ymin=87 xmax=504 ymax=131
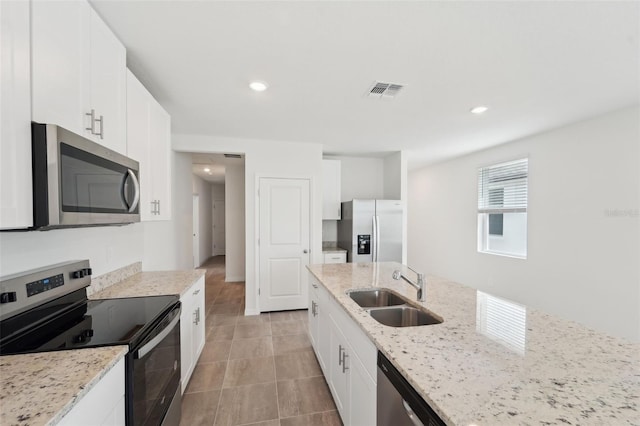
xmin=478 ymin=250 xmax=527 ymax=260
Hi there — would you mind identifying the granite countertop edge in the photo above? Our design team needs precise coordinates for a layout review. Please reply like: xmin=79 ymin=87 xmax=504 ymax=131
xmin=89 ymin=269 xmax=206 ymax=299
xmin=48 ymin=346 xmax=128 ymax=425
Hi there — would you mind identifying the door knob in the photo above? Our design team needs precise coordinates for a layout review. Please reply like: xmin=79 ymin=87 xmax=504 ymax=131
xmin=303 ymin=249 xmax=309 ymax=253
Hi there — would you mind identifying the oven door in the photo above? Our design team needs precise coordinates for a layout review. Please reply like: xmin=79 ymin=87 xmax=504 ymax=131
xmin=130 ymin=303 xmax=181 ymax=426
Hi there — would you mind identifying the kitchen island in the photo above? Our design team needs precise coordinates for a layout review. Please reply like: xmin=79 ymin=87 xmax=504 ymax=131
xmin=307 ymin=262 xmax=639 ymax=425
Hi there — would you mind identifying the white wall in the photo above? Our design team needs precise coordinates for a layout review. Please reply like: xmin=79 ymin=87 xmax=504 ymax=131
xmin=142 ymin=151 xmax=193 ymax=271
xmin=408 ymin=107 xmax=640 ymax=342
xmin=173 ymin=135 xmax=323 ymax=315
xmin=211 ymin=183 xmax=225 ymax=255
xmin=211 ymin=183 xmax=225 ymax=200
xmin=336 ymin=156 xmax=384 ymax=202
xmin=0 ymin=224 xmax=143 ymax=277
xmin=225 ymin=166 xmax=245 ymax=282
xmin=192 ymin=174 xmax=212 ymax=265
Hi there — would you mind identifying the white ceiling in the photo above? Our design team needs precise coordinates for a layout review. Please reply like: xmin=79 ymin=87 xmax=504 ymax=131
xmin=192 ymin=153 xmax=245 ymax=183
xmin=91 ymin=1 xmax=639 ymax=168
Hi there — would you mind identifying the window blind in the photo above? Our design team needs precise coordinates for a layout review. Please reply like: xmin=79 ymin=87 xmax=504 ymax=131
xmin=478 ymin=158 xmax=528 ymax=214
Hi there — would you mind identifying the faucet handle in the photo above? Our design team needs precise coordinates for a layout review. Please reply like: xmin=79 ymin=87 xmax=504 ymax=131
xmin=392 ymin=270 xmax=401 ymax=280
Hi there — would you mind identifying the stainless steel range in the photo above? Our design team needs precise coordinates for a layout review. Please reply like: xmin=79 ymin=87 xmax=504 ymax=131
xmin=0 ymin=260 xmax=181 ymax=426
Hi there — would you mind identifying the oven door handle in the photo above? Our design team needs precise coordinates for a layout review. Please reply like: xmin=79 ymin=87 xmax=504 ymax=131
xmin=135 ymin=311 xmax=180 ymax=359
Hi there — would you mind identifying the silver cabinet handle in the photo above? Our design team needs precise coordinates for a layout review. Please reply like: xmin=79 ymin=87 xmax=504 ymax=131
xmin=95 ymin=114 xmax=104 ymax=139
xmin=157 ymin=200 xmax=160 ymax=215
xmin=85 ymin=109 xmax=96 ymax=134
xmin=338 ymin=345 xmax=343 ymax=366
xmin=311 ymin=282 xmax=318 ymax=289
xmin=342 ymin=350 xmax=349 ymax=373
xmin=193 ymin=288 xmax=200 ymax=295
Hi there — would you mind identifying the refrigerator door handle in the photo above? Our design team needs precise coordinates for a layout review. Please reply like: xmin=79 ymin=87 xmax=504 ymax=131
xmin=373 ymin=215 xmax=380 ymax=262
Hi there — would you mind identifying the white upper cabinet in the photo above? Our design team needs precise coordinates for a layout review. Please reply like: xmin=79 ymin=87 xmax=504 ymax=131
xmin=88 ymin=8 xmax=126 ymax=154
xmin=323 ymin=159 xmax=341 ymax=220
xmin=126 ymin=70 xmax=172 ymax=221
xmin=31 ymin=0 xmax=127 ymax=154
xmin=0 ymin=0 xmax=33 ymax=229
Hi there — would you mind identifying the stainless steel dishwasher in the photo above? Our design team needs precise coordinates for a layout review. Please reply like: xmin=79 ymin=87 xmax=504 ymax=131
xmin=377 ymin=352 xmax=446 ymax=426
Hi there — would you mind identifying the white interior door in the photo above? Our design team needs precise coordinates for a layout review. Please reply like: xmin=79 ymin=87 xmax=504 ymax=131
xmin=193 ymin=195 xmax=199 ymax=268
xmin=259 ymin=177 xmax=310 ymax=312
xmin=213 ymin=200 xmax=226 ymax=255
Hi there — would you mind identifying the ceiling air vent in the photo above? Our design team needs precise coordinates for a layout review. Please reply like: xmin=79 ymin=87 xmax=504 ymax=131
xmin=367 ymin=81 xmax=405 ymax=99
xmin=224 ymin=154 xmax=242 ymax=159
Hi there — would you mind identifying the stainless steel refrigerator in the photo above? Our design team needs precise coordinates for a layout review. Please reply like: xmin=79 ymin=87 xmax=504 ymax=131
xmin=337 ymin=200 xmax=403 ymax=263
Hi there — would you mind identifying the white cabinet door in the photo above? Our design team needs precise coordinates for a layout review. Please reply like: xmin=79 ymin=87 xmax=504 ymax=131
xmin=126 ymin=69 xmax=172 ymax=221
xmin=180 ymin=277 xmax=206 ymax=394
xmin=323 ymin=252 xmax=347 ymax=264
xmin=31 ymin=0 xmax=126 ymax=153
xmin=180 ymin=292 xmax=194 ymax=394
xmin=348 ymin=353 xmax=377 ymax=426
xmin=58 ymin=357 xmax=125 ymax=426
xmin=148 ymin=100 xmax=172 ymax=220
xmin=328 ymin=313 xmax=349 ymax=419
xmin=0 ymin=0 xmax=32 ymax=229
xmin=191 ymin=277 xmax=206 ymax=366
xmin=308 ymin=283 xmax=319 ymax=349
xmin=322 ymin=159 xmax=341 ymax=220
xmin=88 ymin=7 xmax=126 ymax=154
xmin=31 ymin=0 xmax=90 ymax=136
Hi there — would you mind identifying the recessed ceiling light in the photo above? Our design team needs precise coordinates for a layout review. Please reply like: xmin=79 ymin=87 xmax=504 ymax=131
xmin=249 ymin=81 xmax=268 ymax=92
xmin=204 ymin=167 xmax=210 ymax=172
xmin=470 ymin=105 xmax=489 ymax=114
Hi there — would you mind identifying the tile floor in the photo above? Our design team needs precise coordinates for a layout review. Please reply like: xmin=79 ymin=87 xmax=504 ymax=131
xmin=180 ymin=256 xmax=342 ymax=426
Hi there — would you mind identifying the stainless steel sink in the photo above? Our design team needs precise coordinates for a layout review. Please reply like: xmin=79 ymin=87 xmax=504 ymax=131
xmin=349 ymin=289 xmax=407 ymax=308
xmin=369 ymin=306 xmax=443 ymax=327
xmin=348 ymin=288 xmax=443 ymax=327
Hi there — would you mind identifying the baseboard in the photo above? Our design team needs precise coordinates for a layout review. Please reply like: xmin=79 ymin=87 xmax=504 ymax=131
xmin=225 ymin=275 xmax=245 ymax=282
xmin=244 ymin=308 xmax=260 ymax=316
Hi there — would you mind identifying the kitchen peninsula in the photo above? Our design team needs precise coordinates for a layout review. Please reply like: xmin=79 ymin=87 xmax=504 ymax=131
xmin=307 ymin=262 xmax=640 ymax=425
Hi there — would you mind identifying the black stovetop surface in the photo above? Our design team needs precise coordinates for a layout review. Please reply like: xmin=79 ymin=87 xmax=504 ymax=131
xmin=0 ymin=293 xmax=179 ymax=355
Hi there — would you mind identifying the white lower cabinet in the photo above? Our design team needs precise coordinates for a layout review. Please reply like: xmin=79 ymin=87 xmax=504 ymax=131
xmin=58 ymin=357 xmax=125 ymax=426
xmin=308 ymin=275 xmax=377 ymax=426
xmin=180 ymin=276 xmax=206 ymax=393
xmin=323 ymin=251 xmax=347 ymax=264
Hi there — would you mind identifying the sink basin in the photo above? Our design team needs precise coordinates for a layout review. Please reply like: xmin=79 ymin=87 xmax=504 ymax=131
xmin=349 ymin=289 xmax=407 ymax=308
xmin=369 ymin=306 xmax=443 ymax=327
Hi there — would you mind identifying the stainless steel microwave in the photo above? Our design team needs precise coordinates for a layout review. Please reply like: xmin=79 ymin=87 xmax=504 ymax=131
xmin=30 ymin=123 xmax=140 ymax=229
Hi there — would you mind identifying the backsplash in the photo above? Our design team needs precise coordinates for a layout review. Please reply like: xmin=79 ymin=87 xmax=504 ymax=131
xmin=87 ymin=262 xmax=142 ymax=296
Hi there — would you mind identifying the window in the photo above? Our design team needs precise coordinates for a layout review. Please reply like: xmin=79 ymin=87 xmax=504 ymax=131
xmin=477 ymin=158 xmax=528 ymax=258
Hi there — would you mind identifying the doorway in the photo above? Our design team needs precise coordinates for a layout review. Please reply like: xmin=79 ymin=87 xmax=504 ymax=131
xmin=192 ymin=194 xmax=199 ymax=268
xmin=213 ymin=199 xmax=226 ymax=256
xmin=258 ymin=177 xmax=311 ymax=312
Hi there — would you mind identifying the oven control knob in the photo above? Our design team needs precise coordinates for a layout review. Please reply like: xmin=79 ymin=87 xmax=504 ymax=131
xmin=75 ymin=334 xmax=87 ymax=343
xmin=83 ymin=268 xmax=93 ymax=276
xmin=72 ymin=270 xmax=85 ymax=279
xmin=0 ymin=292 xmax=17 ymax=304
xmin=83 ymin=329 xmax=94 ymax=338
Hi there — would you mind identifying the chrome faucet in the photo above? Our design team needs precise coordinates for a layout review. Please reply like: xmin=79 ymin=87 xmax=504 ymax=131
xmin=392 ymin=268 xmax=426 ymax=302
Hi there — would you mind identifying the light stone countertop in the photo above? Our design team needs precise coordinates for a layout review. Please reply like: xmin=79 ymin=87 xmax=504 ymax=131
xmin=0 ymin=346 xmax=127 ymax=426
xmin=89 ymin=269 xmax=206 ymax=299
xmin=322 ymin=247 xmax=347 ymax=254
xmin=307 ymin=262 xmax=640 ymax=426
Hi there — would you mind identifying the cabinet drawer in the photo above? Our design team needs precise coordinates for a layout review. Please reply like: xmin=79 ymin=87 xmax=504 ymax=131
xmin=323 ymin=252 xmax=346 ymax=264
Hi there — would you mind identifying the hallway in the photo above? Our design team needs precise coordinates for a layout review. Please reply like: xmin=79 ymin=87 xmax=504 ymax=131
xmin=180 ymin=256 xmax=341 ymax=426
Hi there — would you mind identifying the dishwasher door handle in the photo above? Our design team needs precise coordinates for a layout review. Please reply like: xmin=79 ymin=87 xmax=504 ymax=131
xmin=402 ymin=399 xmax=425 ymax=426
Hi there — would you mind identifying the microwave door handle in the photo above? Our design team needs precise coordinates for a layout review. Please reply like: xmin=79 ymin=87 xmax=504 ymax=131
xmin=135 ymin=311 xmax=180 ymax=359
xmin=126 ymin=169 xmax=140 ymax=213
